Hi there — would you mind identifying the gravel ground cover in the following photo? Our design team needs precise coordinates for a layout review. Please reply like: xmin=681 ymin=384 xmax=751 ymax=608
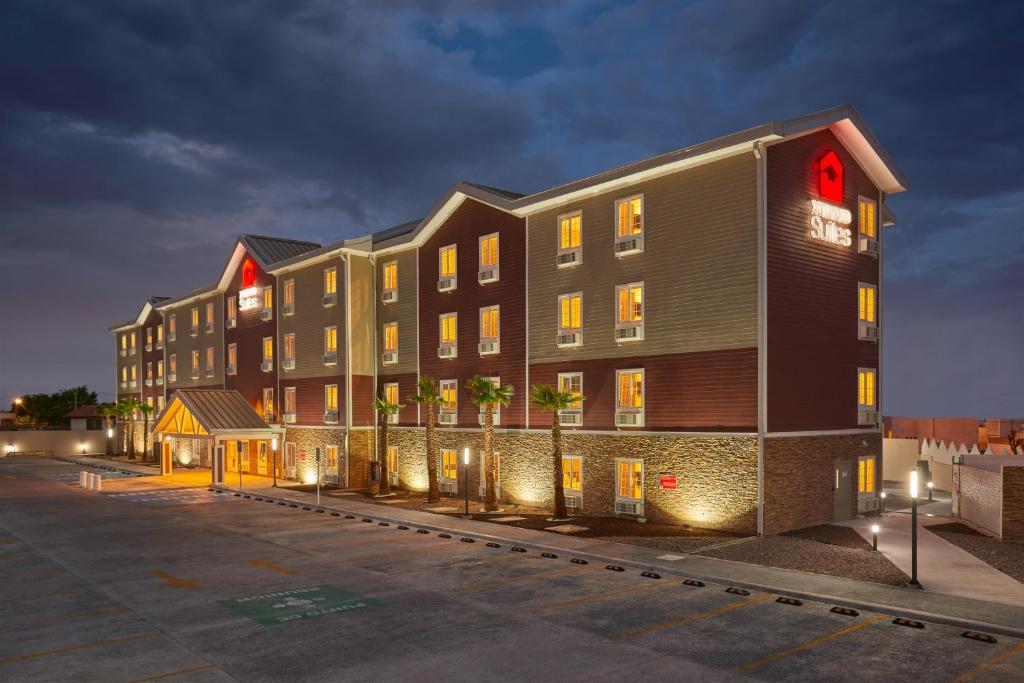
xmin=782 ymin=523 xmax=874 ymax=550
xmin=926 ymin=522 xmax=1024 ymax=583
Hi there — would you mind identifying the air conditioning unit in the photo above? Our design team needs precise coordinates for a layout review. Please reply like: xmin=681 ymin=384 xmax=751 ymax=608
xmin=145 ymin=379 xmax=153 ymax=387
xmin=323 ymin=352 xmax=338 ymax=366
xmin=225 ymin=366 xmax=236 ymax=376
xmin=129 ymin=347 xmax=137 ymax=356
xmin=556 ymin=332 xmax=583 ymax=348
xmin=261 ymin=360 xmax=274 ymax=372
xmin=226 ymin=318 xmax=236 ymax=329
xmin=478 ymin=412 xmax=500 ymax=426
xmin=614 ymin=500 xmax=644 ymax=516
xmin=388 ymin=413 xmax=398 ymax=425
xmin=260 ymin=309 xmax=273 ymax=322
xmin=282 ymin=303 xmax=294 ymax=316
xmin=478 ymin=267 xmax=499 ymax=284
xmin=858 ymin=497 xmax=880 ymax=514
xmin=323 ymin=410 xmax=339 ymax=423
xmin=264 ymin=412 xmax=275 ymax=423
xmin=559 ymin=411 xmax=582 ymax=426
xmin=437 ymin=277 xmax=457 ymax=292
xmin=191 ymin=370 xmax=199 ymax=380
xmin=120 ymin=381 xmax=127 ymax=389
xmin=167 ymin=373 xmax=176 ymax=383
xmin=556 ymin=251 xmax=581 ymax=267
xmin=190 ymin=327 xmax=199 ymax=337
xmin=381 ymin=290 xmax=397 ymax=304
xmin=858 ymin=323 xmax=879 ymax=342
xmin=281 ymin=359 xmax=295 ymax=370
xmin=859 ymin=237 xmax=879 ymax=258
xmin=129 ymin=380 xmax=137 ymax=389
xmin=616 ymin=325 xmax=644 ymax=342
xmin=438 ymin=411 xmax=457 ymax=425
xmin=389 ymin=472 xmax=400 ymax=486
xmin=145 ymin=344 xmax=152 ymax=352
xmin=205 ymin=369 xmax=215 ymax=378
xmin=438 ymin=345 xmax=457 ymax=359
xmin=565 ymin=494 xmax=582 ymax=511
xmin=322 ymin=293 xmax=337 ymax=307
xmin=286 ymin=467 xmax=296 ymax=479
xmin=440 ymin=480 xmax=457 ymax=495
xmin=205 ymin=324 xmax=214 ymax=334
xmin=614 ymin=236 xmax=644 ymax=256
xmin=616 ymin=411 xmax=643 ymax=427
xmin=283 ymin=412 xmax=296 ymax=424
xmin=168 ymin=333 xmax=176 ymax=342
xmin=478 ymin=340 xmax=499 ymax=355
xmin=381 ymin=351 xmax=397 ymax=365
xmin=120 ymin=349 xmax=126 ymax=357
xmin=156 ymin=377 xmax=163 ymax=386
xmin=858 ymin=410 xmax=879 ymax=427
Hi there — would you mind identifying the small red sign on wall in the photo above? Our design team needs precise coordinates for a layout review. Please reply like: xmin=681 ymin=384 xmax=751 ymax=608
xmin=816 ymin=149 xmax=844 ymax=203
xmin=660 ymin=475 xmax=678 ymax=490
xmin=299 ymin=450 xmax=307 ymax=461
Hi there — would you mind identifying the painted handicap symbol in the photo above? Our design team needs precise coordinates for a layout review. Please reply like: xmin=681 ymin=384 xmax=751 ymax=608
xmin=272 ymin=596 xmax=326 ymax=609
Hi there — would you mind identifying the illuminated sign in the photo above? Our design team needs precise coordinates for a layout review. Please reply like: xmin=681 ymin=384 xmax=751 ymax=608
xmin=238 ymin=286 xmax=261 ymax=311
xmin=809 ymin=199 xmax=852 ymax=247
xmin=816 ymin=150 xmax=844 ymax=203
xmin=241 ymin=257 xmax=256 ymax=288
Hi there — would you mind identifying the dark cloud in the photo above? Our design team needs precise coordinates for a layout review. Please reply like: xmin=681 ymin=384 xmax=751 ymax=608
xmin=0 ymin=0 xmax=1022 ymax=415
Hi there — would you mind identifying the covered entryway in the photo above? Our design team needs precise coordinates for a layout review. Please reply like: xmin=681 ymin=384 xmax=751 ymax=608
xmin=152 ymin=389 xmax=282 ymax=487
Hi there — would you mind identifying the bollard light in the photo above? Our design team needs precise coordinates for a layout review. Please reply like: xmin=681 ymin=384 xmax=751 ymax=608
xmin=462 ymin=447 xmax=471 ymax=518
xmin=271 ymin=436 xmax=278 ymax=487
xmin=80 ymin=443 xmax=87 ymax=454
xmin=107 ymin=428 xmax=114 ymax=439
xmin=871 ymin=524 xmax=880 ymax=551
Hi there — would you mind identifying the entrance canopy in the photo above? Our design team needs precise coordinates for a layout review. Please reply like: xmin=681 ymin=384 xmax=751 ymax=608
xmin=153 ymin=389 xmax=272 ymax=439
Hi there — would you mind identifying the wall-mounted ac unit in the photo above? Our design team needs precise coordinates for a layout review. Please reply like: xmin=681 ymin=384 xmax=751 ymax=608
xmin=381 ymin=290 xmax=397 ymax=304
xmin=614 ymin=500 xmax=643 ymax=516
xmin=323 ymin=410 xmax=339 ymax=423
xmin=156 ymin=377 xmax=163 ymax=386
xmin=225 ymin=366 xmax=235 ymax=376
xmin=858 ymin=410 xmax=879 ymax=427
xmin=559 ymin=411 xmax=582 ymax=426
xmin=438 ymin=345 xmax=457 ymax=359
xmin=381 ymin=351 xmax=397 ymax=365
xmin=322 ymin=293 xmax=338 ymax=307
xmin=616 ymin=325 xmax=644 ymax=342
xmin=145 ymin=379 xmax=153 ymax=387
xmin=225 ymin=318 xmax=236 ymax=329
xmin=167 ymin=373 xmax=176 ymax=383
xmin=857 ymin=497 xmax=880 ymax=513
xmin=440 ymin=480 xmax=457 ymax=495
xmin=437 ymin=277 xmax=457 ymax=292
xmin=282 ymin=303 xmax=294 ymax=316
xmin=614 ymin=236 xmax=644 ymax=256
xmin=565 ymin=494 xmax=582 ymax=511
xmin=556 ymin=332 xmax=583 ymax=348
xmin=261 ymin=360 xmax=274 ymax=372
xmin=478 ymin=412 xmax=500 ymax=426
xmin=323 ymin=352 xmax=338 ymax=366
xmin=205 ymin=324 xmax=214 ymax=334
xmin=478 ymin=340 xmax=499 ymax=355
xmin=615 ymin=411 xmax=643 ymax=427
xmin=858 ymin=323 xmax=879 ymax=342
xmin=281 ymin=359 xmax=295 ymax=370
xmin=556 ymin=251 xmax=581 ymax=267
xmin=478 ymin=267 xmax=499 ymax=284
xmin=859 ymin=237 xmax=879 ymax=258
xmin=260 ymin=309 xmax=273 ymax=322
xmin=438 ymin=411 xmax=457 ymax=425
xmin=145 ymin=344 xmax=153 ymax=352
xmin=283 ymin=412 xmax=296 ymax=424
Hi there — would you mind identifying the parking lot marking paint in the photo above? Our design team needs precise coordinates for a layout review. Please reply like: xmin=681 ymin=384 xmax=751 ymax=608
xmin=453 ymin=566 xmax=583 ymax=593
xmin=735 ymin=613 xmax=889 ymax=673
xmin=219 ymin=585 xmax=382 ymax=626
xmin=0 ymin=631 xmax=162 ymax=666
xmin=151 ymin=570 xmax=198 ymax=590
xmin=527 ymin=578 xmax=687 ymax=614
xmin=247 ymin=559 xmax=298 ymax=576
xmin=129 ymin=663 xmax=215 ymax=682
xmin=953 ymin=640 xmax=1024 ymax=682
xmin=613 ymin=593 xmax=774 ymax=641
xmin=0 ymin=607 xmax=130 ymax=634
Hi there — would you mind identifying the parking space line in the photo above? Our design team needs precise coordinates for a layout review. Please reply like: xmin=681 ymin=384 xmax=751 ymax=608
xmin=613 ymin=593 xmax=774 ymax=641
xmin=735 ymin=613 xmax=889 ymax=673
xmin=130 ymin=662 xmax=215 ymax=682
xmin=0 ymin=631 xmax=162 ymax=666
xmin=0 ymin=607 xmax=129 ymax=633
xmin=953 ymin=640 xmax=1024 ymax=682
xmin=527 ymin=577 xmax=687 ymax=614
xmin=453 ymin=566 xmax=584 ymax=593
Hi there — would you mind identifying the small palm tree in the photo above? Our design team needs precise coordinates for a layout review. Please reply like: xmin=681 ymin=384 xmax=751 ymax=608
xmin=124 ymin=397 xmax=143 ymax=459
xmin=98 ymin=404 xmax=116 ymax=456
xmin=408 ymin=377 xmax=442 ymax=502
xmin=466 ymin=376 xmax=513 ymax=512
xmin=530 ymin=384 xmax=584 ymax=521
xmin=139 ymin=403 xmax=155 ymax=462
xmin=114 ymin=398 xmax=133 ymax=456
xmin=373 ymin=393 xmax=403 ymax=495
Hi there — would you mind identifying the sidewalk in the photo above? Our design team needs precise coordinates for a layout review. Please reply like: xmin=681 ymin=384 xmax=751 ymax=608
xmin=217 ymin=478 xmax=1024 ymax=638
xmin=839 ymin=511 xmax=1024 ymax=607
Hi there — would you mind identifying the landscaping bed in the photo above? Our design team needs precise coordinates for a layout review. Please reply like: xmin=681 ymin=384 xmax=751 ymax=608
xmin=926 ymin=522 xmax=1024 ymax=583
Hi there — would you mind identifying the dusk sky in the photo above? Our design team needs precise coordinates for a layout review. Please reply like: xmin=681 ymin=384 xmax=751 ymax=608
xmin=1 ymin=0 xmax=1021 ymax=417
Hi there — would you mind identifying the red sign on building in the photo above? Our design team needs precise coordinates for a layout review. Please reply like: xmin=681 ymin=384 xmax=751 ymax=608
xmin=816 ymin=149 xmax=844 ymax=203
xmin=659 ymin=475 xmax=678 ymax=490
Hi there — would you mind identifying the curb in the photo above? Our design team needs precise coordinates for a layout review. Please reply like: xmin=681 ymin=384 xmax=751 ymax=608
xmin=52 ymin=456 xmax=146 ymax=478
xmin=218 ymin=485 xmax=1024 ymax=640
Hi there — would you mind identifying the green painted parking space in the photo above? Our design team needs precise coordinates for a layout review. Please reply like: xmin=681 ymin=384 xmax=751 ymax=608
xmin=219 ymin=585 xmax=382 ymax=626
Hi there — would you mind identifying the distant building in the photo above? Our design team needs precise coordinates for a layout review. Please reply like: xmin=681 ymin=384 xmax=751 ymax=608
xmin=0 ymin=411 xmax=14 ymax=430
xmin=64 ymin=405 xmax=106 ymax=431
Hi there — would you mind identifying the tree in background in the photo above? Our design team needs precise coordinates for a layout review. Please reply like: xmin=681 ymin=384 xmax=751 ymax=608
xmin=408 ymin=378 xmax=442 ymax=503
xmin=115 ymin=397 xmax=141 ymax=458
xmin=98 ymin=404 xmax=116 ymax=455
xmin=1008 ymin=429 xmax=1024 ymax=455
xmin=465 ymin=376 xmax=513 ymax=512
xmin=11 ymin=386 xmax=98 ymax=428
xmin=529 ymin=384 xmax=584 ymax=521
xmin=373 ymin=393 xmax=403 ymax=495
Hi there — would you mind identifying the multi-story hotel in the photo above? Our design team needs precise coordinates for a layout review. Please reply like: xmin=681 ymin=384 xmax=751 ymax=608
xmin=109 ymin=105 xmax=906 ymax=534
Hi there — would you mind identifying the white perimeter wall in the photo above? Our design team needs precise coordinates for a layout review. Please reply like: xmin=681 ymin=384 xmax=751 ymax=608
xmin=1 ymin=430 xmax=107 ymax=456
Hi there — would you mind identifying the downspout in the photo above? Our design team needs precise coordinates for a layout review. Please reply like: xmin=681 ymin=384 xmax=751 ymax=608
xmin=370 ymin=253 xmax=378 ymax=471
xmin=342 ymin=252 xmax=352 ymax=488
xmin=754 ymin=141 xmax=767 ymax=537
xmin=524 ymin=215 xmax=529 ymax=430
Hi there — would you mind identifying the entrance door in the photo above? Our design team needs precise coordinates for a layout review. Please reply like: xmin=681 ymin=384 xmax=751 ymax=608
xmin=213 ymin=445 xmax=225 ymax=485
xmin=285 ymin=443 xmax=296 ymax=480
xmin=240 ymin=441 xmax=251 ymax=473
xmin=833 ymin=459 xmax=852 ymax=521
xmin=257 ymin=442 xmax=268 ymax=476
xmin=161 ymin=441 xmax=173 ymax=476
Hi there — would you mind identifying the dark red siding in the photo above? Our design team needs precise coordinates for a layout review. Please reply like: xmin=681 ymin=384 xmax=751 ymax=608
xmin=767 ymin=129 xmax=881 ymax=432
xmin=283 ymin=375 xmax=344 ymax=425
xmin=377 ymin=372 xmax=419 ymax=426
xmin=418 ymin=199 xmax=527 ymax=427
xmin=528 ymin=348 xmax=757 ymax=431
xmin=224 ymin=252 xmax=276 ymax=415
xmin=352 ymin=375 xmax=375 ymax=427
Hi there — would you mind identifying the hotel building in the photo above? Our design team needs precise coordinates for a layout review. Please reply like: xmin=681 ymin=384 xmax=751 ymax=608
xmin=110 ymin=105 xmax=906 ymax=534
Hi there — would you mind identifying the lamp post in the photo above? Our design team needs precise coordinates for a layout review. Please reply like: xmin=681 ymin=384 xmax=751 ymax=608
xmin=880 ymin=491 xmax=886 ymax=513
xmin=909 ymin=471 xmax=922 ymax=588
xmin=927 ymin=480 xmax=934 ymax=502
xmin=12 ymin=397 xmax=22 ymax=417
xmin=106 ymin=427 xmax=114 ymax=459
xmin=315 ymin=447 xmax=322 ymax=508
xmin=271 ymin=436 xmax=278 ymax=488
xmin=871 ymin=524 xmax=879 ymax=551
xmin=463 ymin=447 xmax=470 ymax=518
xmin=237 ymin=440 xmax=244 ymax=492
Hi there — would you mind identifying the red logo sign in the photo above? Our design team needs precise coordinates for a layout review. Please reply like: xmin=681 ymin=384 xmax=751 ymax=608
xmin=241 ymin=257 xmax=256 ymax=288
xmin=299 ymin=450 xmax=307 ymax=461
xmin=659 ymin=475 xmax=677 ymax=490
xmin=816 ymin=150 xmax=844 ymax=204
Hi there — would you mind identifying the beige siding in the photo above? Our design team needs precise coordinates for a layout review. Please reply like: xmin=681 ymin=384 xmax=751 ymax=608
xmin=375 ymin=248 xmax=418 ymax=375
xmin=527 ymin=153 xmax=758 ymax=363
xmin=276 ymin=257 xmax=347 ymax=378
xmin=161 ymin=294 xmax=224 ymax=390
xmin=348 ymin=254 xmax=376 ymax=377
xmin=114 ymin=327 xmax=141 ymax=393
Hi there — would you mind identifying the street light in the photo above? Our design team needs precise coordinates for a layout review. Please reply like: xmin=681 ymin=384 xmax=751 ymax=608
xmin=909 ymin=470 xmax=922 ymax=588
xmin=463 ymin=447 xmax=471 ymax=518
xmin=927 ymin=480 xmax=934 ymax=502
xmin=106 ymin=427 xmax=114 ymax=459
xmin=880 ymin=491 xmax=886 ymax=513
xmin=271 ymin=436 xmax=278 ymax=488
xmin=871 ymin=524 xmax=880 ymax=551
xmin=12 ymin=397 xmax=22 ymax=418
xmin=237 ymin=440 xmax=244 ymax=492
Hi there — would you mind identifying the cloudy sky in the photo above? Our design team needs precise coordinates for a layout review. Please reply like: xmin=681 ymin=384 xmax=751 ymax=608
xmin=1 ymin=0 xmax=1021 ymax=417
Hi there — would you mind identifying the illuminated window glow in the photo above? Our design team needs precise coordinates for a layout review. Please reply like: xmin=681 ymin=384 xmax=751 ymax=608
xmin=262 ymin=336 xmax=273 ymax=363
xmin=615 ymin=196 xmax=643 ymax=237
xmin=440 ymin=379 xmax=457 ymax=412
xmin=262 ymin=388 xmax=274 ymax=419
xmin=562 ymin=455 xmax=582 ymax=492
xmin=858 ymin=456 xmax=876 ymax=495
xmin=440 ymin=448 xmax=458 ymax=480
xmin=559 ymin=293 xmax=582 ymax=331
xmin=324 ymin=267 xmax=337 ymax=296
xmin=325 ymin=384 xmax=338 ymax=412
xmin=858 ymin=368 xmax=876 ymax=408
xmin=616 ymin=283 xmax=644 ymax=324
xmin=439 ymin=245 xmax=457 ymax=278
xmin=383 ymin=322 xmax=397 ymax=352
xmin=382 ymin=261 xmax=397 ymax=292
xmin=480 ymin=306 xmax=499 ymax=341
xmin=479 ymin=233 xmax=499 ymax=268
xmin=283 ymin=333 xmax=295 ymax=363
xmin=559 ymin=211 xmax=582 ymax=252
xmin=262 ymin=286 xmax=273 ymax=311
xmin=858 ymin=197 xmax=877 ymax=239
xmin=617 ymin=369 xmax=644 ymax=409
xmin=616 ymin=459 xmax=643 ymax=500
xmin=440 ymin=313 xmax=457 ymax=345
xmin=558 ymin=372 xmax=582 ymax=409
xmin=326 ymin=444 xmax=338 ymax=470
xmin=858 ymin=283 xmax=877 ymax=324
xmin=283 ymin=279 xmax=295 ymax=308
xmin=284 ymin=386 xmax=295 ymax=416
xmin=324 ymin=326 xmax=337 ymax=354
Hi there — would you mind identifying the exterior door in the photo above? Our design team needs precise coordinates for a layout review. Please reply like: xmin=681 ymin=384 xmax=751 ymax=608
xmin=213 ymin=445 xmax=225 ymax=485
xmin=833 ymin=459 xmax=852 ymax=521
xmin=257 ymin=442 xmax=268 ymax=475
xmin=240 ymin=441 xmax=251 ymax=473
xmin=285 ymin=443 xmax=296 ymax=480
xmin=161 ymin=441 xmax=173 ymax=476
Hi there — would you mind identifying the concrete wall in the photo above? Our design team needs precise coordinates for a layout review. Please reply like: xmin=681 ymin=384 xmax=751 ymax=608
xmin=883 ymin=437 xmax=952 ymax=490
xmin=955 ymin=464 xmax=1002 ymax=537
xmin=1 ymin=430 xmax=109 ymax=456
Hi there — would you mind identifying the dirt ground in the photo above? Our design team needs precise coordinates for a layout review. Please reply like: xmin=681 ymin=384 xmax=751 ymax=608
xmin=926 ymin=521 xmax=1024 ymax=583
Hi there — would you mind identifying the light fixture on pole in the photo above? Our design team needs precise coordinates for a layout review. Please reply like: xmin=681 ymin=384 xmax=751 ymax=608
xmin=463 ymin=447 xmax=470 ymax=518
xmin=871 ymin=524 xmax=879 ymax=551
xmin=271 ymin=436 xmax=278 ymax=488
xmin=237 ymin=440 xmax=244 ymax=492
xmin=909 ymin=470 xmax=921 ymax=588
xmin=880 ymin=491 xmax=886 ymax=513
xmin=927 ymin=480 xmax=934 ymax=502
xmin=315 ymin=447 xmax=322 ymax=508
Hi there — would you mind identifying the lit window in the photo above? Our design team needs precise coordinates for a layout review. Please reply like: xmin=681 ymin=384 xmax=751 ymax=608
xmin=206 ymin=346 xmax=215 ymax=374
xmin=480 ymin=306 xmax=499 ymax=341
xmin=479 ymin=233 xmax=499 ymax=271
xmin=558 ymin=211 xmax=582 ymax=253
xmin=616 ymin=459 xmax=643 ymax=500
xmin=190 ymin=307 xmax=199 ymax=334
xmin=558 ymin=373 xmax=582 ymax=409
xmin=168 ymin=314 xmax=176 ymax=341
xmin=262 ymin=286 xmax=273 ymax=311
xmin=146 ymin=396 xmax=153 ymax=409
xmin=262 ymin=336 xmax=273 ymax=363
xmin=440 ymin=379 xmax=457 ymax=412
xmin=121 ymin=366 xmax=127 ymax=384
xmin=616 ymin=283 xmax=643 ymax=323
xmin=283 ymin=279 xmax=295 ymax=312
xmin=858 ymin=283 xmax=877 ymax=324
xmin=440 ymin=313 xmax=457 ymax=346
xmin=858 ymin=456 xmax=876 ymax=495
xmin=146 ymin=328 xmax=153 ymax=349
xmin=262 ymin=388 xmax=274 ymax=420
xmin=382 ymin=261 xmax=397 ymax=293
xmin=283 ymin=386 xmax=296 ymax=419
xmin=385 ymin=382 xmax=399 ymax=424
xmin=439 ymin=245 xmax=457 ymax=278
xmin=157 ymin=396 xmax=165 ymax=411
xmin=156 ymin=324 xmax=163 ymax=347
xmin=858 ymin=197 xmax=877 ymax=239
xmin=156 ymin=359 xmax=163 ymax=379
xmin=387 ymin=446 xmax=398 ymax=477
xmin=383 ymin=323 xmax=397 ymax=352
xmin=559 ymin=293 xmax=582 ymax=331
xmin=146 ymin=361 xmax=153 ymax=381
xmin=227 ymin=344 xmax=237 ymax=374
xmin=326 ymin=444 xmax=338 ymax=470
xmin=169 ymin=353 xmax=176 ymax=377
xmin=440 ymin=448 xmax=458 ymax=480
xmin=324 ymin=267 xmax=337 ymax=296
xmin=191 ymin=350 xmax=199 ymax=376
xmin=858 ymin=368 xmax=876 ymax=408
xmin=324 ymin=326 xmax=337 ymax=354
xmin=121 ymin=334 xmax=127 ymax=352
xmin=562 ymin=455 xmax=582 ymax=492
xmin=617 ymin=369 xmax=644 ymax=409
xmin=226 ymin=296 xmax=237 ymax=326
xmin=129 ymin=331 xmax=136 ymax=352
xmin=479 ymin=377 xmax=501 ymax=425
xmin=205 ymin=302 xmax=215 ymax=332
xmin=284 ymin=333 xmax=295 ymax=364
xmin=130 ymin=364 xmax=137 ymax=381
xmin=325 ymin=384 xmax=339 ymax=416
xmin=616 ymin=195 xmax=643 ymax=237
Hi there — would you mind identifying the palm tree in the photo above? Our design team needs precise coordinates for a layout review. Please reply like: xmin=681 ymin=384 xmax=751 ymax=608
xmin=465 ymin=376 xmax=513 ymax=512
xmin=114 ymin=398 xmax=132 ymax=456
xmin=408 ymin=377 xmax=442 ymax=502
xmin=373 ymin=393 xmax=403 ymax=495
xmin=117 ymin=397 xmax=142 ymax=459
xmin=139 ymin=403 xmax=155 ymax=462
xmin=98 ymin=404 xmax=116 ymax=457
xmin=530 ymin=384 xmax=584 ymax=521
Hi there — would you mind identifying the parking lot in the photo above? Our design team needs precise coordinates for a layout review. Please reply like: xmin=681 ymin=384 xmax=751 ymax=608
xmin=1 ymin=457 xmax=1022 ymax=681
